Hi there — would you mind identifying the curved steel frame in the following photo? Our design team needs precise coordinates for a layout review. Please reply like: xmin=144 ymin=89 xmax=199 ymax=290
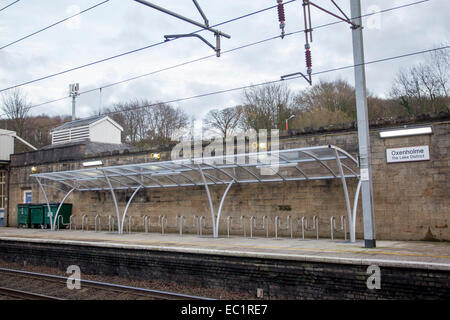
xmin=32 ymin=145 xmax=362 ymax=241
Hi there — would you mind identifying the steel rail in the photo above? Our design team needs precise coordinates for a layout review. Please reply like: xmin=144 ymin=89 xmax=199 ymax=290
xmin=0 ymin=286 xmax=65 ymax=300
xmin=0 ymin=268 xmax=214 ymax=300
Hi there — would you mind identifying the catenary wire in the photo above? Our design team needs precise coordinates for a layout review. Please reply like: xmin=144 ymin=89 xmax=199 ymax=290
xmin=0 ymin=0 xmax=20 ymax=13
xmin=0 ymin=0 xmax=297 ymax=93
xmin=3 ymin=45 xmax=448 ymax=130
xmin=0 ymin=0 xmax=111 ymax=50
xmin=0 ymin=0 xmax=432 ymax=117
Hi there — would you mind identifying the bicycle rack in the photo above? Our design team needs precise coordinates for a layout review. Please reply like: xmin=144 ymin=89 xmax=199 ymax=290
xmin=143 ymin=215 xmax=149 ymax=233
xmin=249 ymin=216 xmax=269 ymax=238
xmin=69 ymin=216 xmax=77 ymax=230
xmin=108 ymin=215 xmax=116 ymax=232
xmin=300 ymin=216 xmax=319 ymax=240
xmin=200 ymin=215 xmax=216 ymax=236
xmin=226 ymin=216 xmax=246 ymax=238
xmin=275 ymin=216 xmax=293 ymax=239
xmin=160 ymin=215 xmax=167 ymax=235
xmin=127 ymin=216 xmax=135 ymax=234
xmin=142 ymin=215 xmax=162 ymax=233
xmin=193 ymin=216 xmax=202 ymax=236
xmin=330 ymin=216 xmax=347 ymax=241
xmin=162 ymin=215 xmax=180 ymax=234
xmin=178 ymin=216 xmax=186 ymax=236
xmin=81 ymin=215 xmax=89 ymax=231
xmin=95 ymin=215 xmax=102 ymax=232
xmin=55 ymin=215 xmax=64 ymax=231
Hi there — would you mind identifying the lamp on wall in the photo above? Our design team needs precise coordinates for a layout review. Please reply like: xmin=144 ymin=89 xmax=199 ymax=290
xmin=82 ymin=160 xmax=103 ymax=167
xmin=379 ymin=126 xmax=433 ymax=138
xmin=31 ymin=166 xmax=38 ymax=174
xmin=150 ymin=153 xmax=161 ymax=160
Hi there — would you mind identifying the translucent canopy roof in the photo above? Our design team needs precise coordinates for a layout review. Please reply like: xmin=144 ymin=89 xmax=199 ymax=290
xmin=31 ymin=145 xmax=359 ymax=191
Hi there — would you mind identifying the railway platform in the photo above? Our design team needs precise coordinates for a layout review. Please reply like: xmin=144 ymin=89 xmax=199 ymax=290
xmin=0 ymin=227 xmax=449 ymax=270
xmin=1 ymin=227 xmax=449 ymax=299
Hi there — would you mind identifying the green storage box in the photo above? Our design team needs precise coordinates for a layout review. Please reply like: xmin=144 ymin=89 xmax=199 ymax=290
xmin=43 ymin=203 xmax=72 ymax=229
xmin=30 ymin=204 xmax=45 ymax=226
xmin=17 ymin=204 xmax=31 ymax=227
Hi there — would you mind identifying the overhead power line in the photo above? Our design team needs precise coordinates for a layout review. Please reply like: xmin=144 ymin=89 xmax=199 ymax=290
xmin=2 ymin=0 xmax=432 ymax=115
xmin=3 ymin=45 xmax=448 ymax=130
xmin=0 ymin=0 xmax=111 ymax=50
xmin=101 ymin=45 xmax=450 ymax=117
xmin=0 ymin=0 xmax=20 ymax=13
xmin=0 ymin=0 xmax=297 ymax=93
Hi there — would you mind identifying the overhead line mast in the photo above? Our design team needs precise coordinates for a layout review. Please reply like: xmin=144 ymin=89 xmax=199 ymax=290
xmin=281 ymin=0 xmax=377 ymax=247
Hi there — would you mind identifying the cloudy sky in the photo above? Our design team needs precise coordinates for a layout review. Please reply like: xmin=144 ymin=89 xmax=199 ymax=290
xmin=0 ymin=0 xmax=448 ymax=132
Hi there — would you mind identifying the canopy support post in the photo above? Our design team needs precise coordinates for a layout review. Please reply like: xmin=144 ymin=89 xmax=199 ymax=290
xmin=198 ymin=165 xmax=217 ymax=237
xmin=120 ymin=186 xmax=143 ymax=234
xmin=103 ymin=173 xmax=122 ymax=234
xmin=35 ymin=177 xmax=53 ymax=230
xmin=52 ymin=188 xmax=75 ymax=230
xmin=335 ymin=149 xmax=355 ymax=242
xmin=215 ymin=180 xmax=234 ymax=235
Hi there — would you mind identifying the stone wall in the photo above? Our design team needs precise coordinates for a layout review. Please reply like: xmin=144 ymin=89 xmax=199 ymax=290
xmin=6 ymin=120 xmax=449 ymax=241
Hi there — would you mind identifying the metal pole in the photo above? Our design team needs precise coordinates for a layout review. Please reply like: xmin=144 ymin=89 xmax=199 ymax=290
xmin=198 ymin=165 xmax=217 ymax=237
xmin=350 ymin=0 xmax=376 ymax=248
xmin=103 ymin=173 xmax=121 ymax=234
xmin=72 ymin=95 xmax=76 ymax=121
xmin=335 ymin=149 xmax=355 ymax=242
xmin=120 ymin=186 xmax=142 ymax=234
xmin=215 ymin=180 xmax=234 ymax=235
xmin=35 ymin=178 xmax=53 ymax=229
xmin=53 ymin=188 xmax=75 ymax=231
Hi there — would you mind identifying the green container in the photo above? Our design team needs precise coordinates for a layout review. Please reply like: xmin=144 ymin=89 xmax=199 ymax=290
xmin=30 ymin=204 xmax=45 ymax=226
xmin=43 ymin=203 xmax=72 ymax=229
xmin=17 ymin=204 xmax=31 ymax=227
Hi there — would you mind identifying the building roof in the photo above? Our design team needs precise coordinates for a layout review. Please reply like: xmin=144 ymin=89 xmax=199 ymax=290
xmin=39 ymin=140 xmax=136 ymax=155
xmin=51 ymin=115 xmax=123 ymax=132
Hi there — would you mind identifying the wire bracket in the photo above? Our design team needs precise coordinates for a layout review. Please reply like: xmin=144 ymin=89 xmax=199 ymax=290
xmin=280 ymin=71 xmax=312 ymax=86
xmin=135 ymin=0 xmax=230 ymax=57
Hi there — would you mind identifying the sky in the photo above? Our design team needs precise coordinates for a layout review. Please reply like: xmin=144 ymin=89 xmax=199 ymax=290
xmin=0 ymin=0 xmax=449 ymax=135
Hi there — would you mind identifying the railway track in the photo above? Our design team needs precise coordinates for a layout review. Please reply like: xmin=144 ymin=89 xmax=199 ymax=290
xmin=0 ymin=267 xmax=214 ymax=300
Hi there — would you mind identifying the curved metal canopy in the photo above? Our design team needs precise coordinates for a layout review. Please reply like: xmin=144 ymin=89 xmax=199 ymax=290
xmin=31 ymin=145 xmax=361 ymax=239
xmin=31 ymin=145 xmax=359 ymax=191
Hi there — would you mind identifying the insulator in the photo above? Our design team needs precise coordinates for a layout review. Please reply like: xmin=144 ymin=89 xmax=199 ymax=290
xmin=277 ymin=1 xmax=285 ymax=23
xmin=305 ymin=49 xmax=312 ymax=69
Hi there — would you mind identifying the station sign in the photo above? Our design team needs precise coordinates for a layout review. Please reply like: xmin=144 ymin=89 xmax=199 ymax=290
xmin=386 ymin=145 xmax=430 ymax=163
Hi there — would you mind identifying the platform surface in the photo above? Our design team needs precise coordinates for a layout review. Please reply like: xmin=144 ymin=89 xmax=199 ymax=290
xmin=1 ymin=227 xmax=449 ymax=271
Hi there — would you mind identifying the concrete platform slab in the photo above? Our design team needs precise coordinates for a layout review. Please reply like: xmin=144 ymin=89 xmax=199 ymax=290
xmin=1 ymin=227 xmax=449 ymax=270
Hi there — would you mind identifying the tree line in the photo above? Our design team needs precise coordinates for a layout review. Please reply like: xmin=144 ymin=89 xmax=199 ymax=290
xmin=1 ymin=49 xmax=448 ymax=152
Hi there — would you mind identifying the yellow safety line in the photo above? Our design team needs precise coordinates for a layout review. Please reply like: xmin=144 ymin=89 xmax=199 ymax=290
xmin=161 ymin=241 xmax=450 ymax=259
xmin=3 ymin=234 xmax=450 ymax=260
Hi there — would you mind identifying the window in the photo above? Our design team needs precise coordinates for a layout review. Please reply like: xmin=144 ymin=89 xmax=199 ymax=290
xmin=23 ymin=189 xmax=32 ymax=204
xmin=0 ymin=171 xmax=5 ymax=210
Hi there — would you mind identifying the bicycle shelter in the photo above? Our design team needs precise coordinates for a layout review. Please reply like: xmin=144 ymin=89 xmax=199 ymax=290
xmin=31 ymin=145 xmax=362 ymax=242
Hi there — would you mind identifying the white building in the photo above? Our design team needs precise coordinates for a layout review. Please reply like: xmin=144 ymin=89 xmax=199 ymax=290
xmin=51 ymin=115 xmax=123 ymax=145
xmin=0 ymin=129 xmax=15 ymax=162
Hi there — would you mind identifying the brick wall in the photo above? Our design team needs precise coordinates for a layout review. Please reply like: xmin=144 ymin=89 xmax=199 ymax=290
xmin=1 ymin=240 xmax=449 ymax=299
xmin=7 ymin=121 xmax=449 ymax=241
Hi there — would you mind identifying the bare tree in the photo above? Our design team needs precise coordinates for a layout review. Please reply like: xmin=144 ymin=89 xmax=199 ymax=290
xmin=240 ymin=83 xmax=295 ymax=130
xmin=295 ymin=79 xmax=356 ymax=117
xmin=107 ymin=100 xmax=146 ymax=144
xmin=391 ymin=48 xmax=449 ymax=114
xmin=203 ymin=106 xmax=242 ymax=138
xmin=1 ymin=88 xmax=31 ymax=137
xmin=146 ymin=102 xmax=189 ymax=145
